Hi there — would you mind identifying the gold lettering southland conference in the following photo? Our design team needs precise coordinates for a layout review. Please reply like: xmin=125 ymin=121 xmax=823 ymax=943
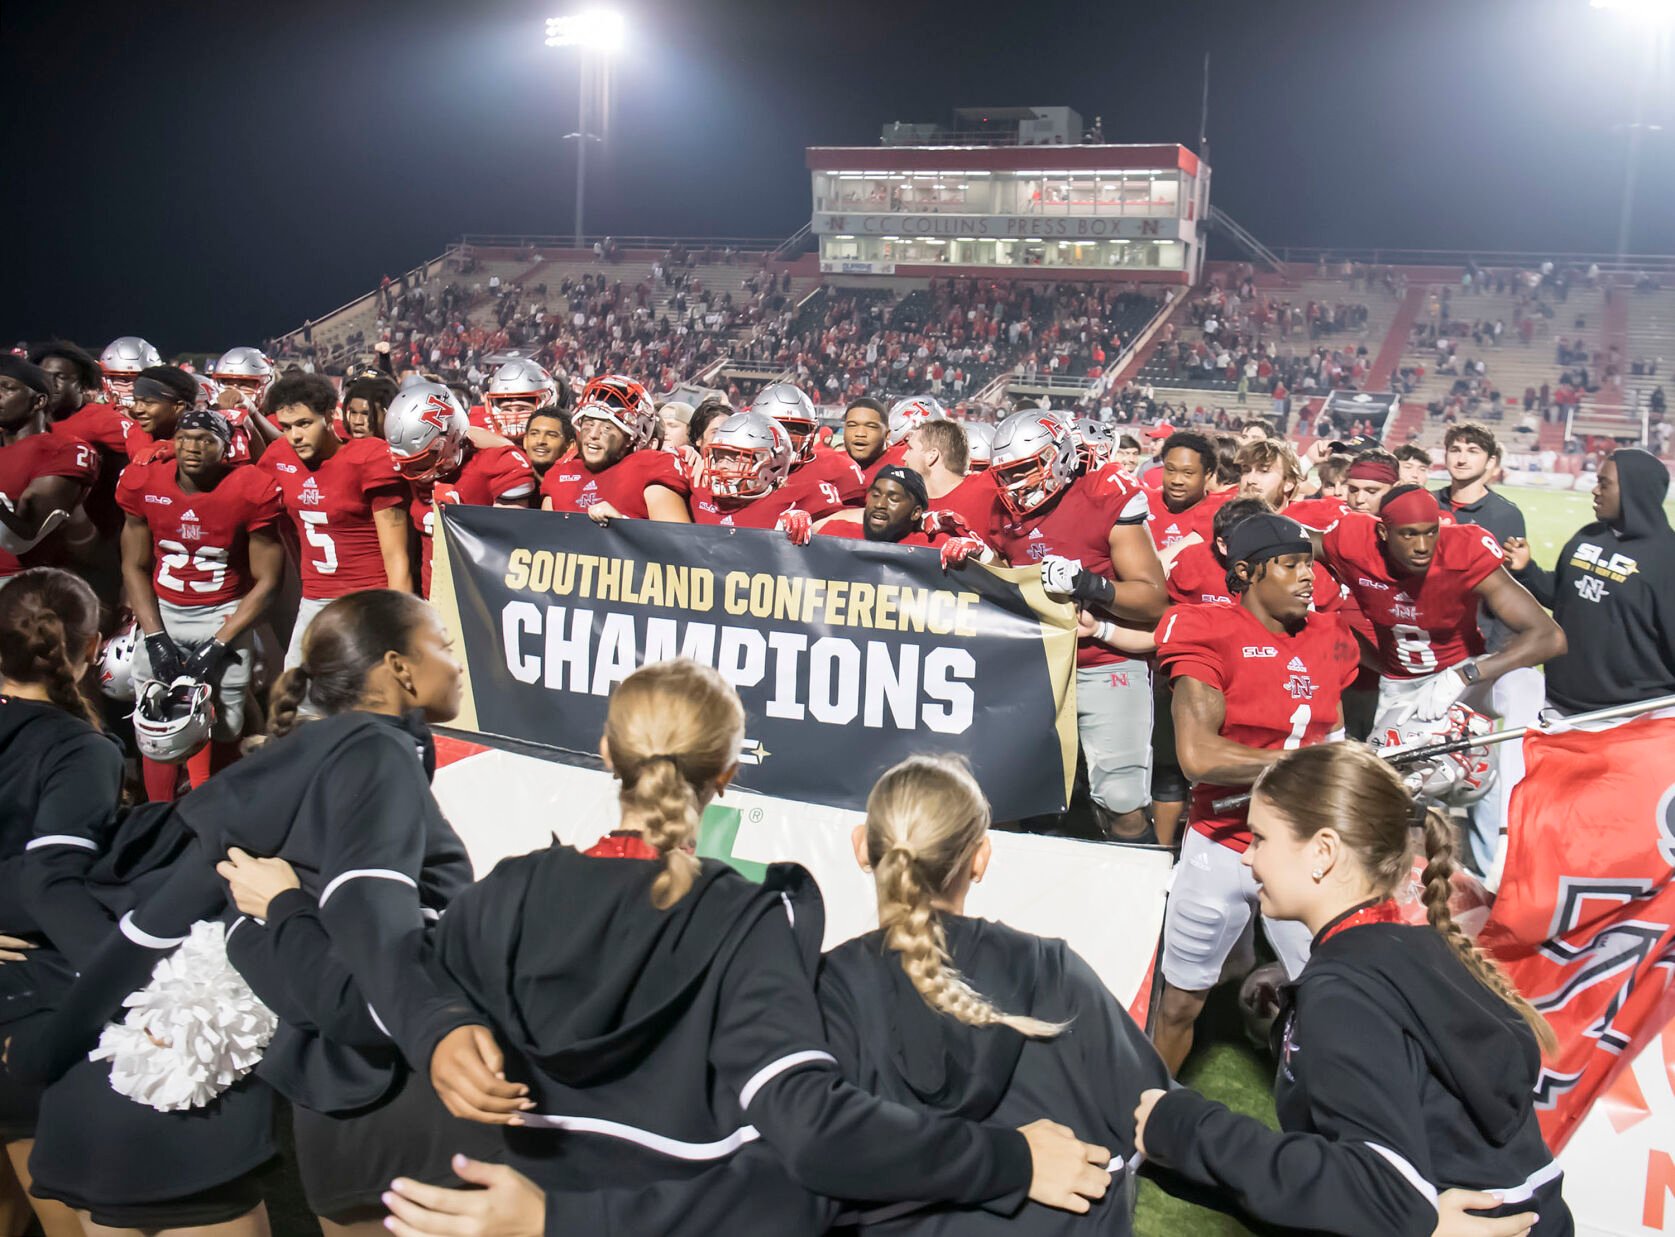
xmin=501 ymin=550 xmax=982 ymax=637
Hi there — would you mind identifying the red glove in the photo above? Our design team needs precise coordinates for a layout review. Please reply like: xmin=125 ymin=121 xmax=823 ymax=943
xmin=131 ymin=440 xmax=176 ymax=465
xmin=777 ymin=509 xmax=813 ymax=546
xmin=940 ymin=536 xmax=985 ymax=570
xmin=922 ymin=509 xmax=969 ymax=538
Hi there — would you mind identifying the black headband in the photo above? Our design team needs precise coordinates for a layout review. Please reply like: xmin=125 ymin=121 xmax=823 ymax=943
xmin=873 ymin=464 xmax=929 ymax=510
xmin=133 ymin=375 xmax=186 ymax=404
xmin=177 ymin=408 xmax=233 ymax=445
xmin=0 ymin=355 xmax=51 ymax=396
xmin=1225 ymin=513 xmax=1311 ymax=570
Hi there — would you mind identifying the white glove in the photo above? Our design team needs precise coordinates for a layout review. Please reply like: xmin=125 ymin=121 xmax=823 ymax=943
xmin=1040 ymin=555 xmax=1082 ymax=596
xmin=1410 ymin=665 xmax=1470 ymax=721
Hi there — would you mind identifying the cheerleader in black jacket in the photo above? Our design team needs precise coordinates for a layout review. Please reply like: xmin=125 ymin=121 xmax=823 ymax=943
xmin=0 ymin=570 xmax=127 ymax=1237
xmin=8 ymin=590 xmax=512 ymax=1234
xmin=378 ymin=659 xmax=1116 ymax=1237
xmin=1134 ymin=742 xmax=1569 ymax=1237
xmin=816 ymin=753 xmax=1170 ymax=1236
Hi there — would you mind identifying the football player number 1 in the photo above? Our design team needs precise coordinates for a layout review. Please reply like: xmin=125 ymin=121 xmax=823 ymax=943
xmin=299 ymin=511 xmax=338 ymax=575
xmin=1283 ymin=703 xmax=1310 ymax=750
xmin=1391 ymin=623 xmax=1438 ymax=673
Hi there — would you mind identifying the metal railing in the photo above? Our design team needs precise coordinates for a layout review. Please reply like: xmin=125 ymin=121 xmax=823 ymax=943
xmin=276 ymin=245 xmax=459 ymax=348
xmin=457 ymin=234 xmax=787 ymax=253
xmin=1264 ymin=246 xmax=1675 ymax=275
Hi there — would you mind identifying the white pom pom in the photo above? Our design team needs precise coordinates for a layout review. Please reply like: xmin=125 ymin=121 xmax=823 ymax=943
xmin=91 ymin=921 xmax=277 ymax=1112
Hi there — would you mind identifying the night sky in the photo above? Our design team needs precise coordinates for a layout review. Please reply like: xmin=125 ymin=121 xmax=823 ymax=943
xmin=4 ymin=0 xmax=1670 ymax=352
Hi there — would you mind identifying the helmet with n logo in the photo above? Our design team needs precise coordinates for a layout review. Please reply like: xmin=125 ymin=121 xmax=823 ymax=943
xmin=384 ymin=381 xmax=468 ymax=482
xmin=1074 ymin=417 xmax=1116 ymax=469
xmin=704 ymin=412 xmax=793 ymax=500
xmin=990 ymin=410 xmax=1077 ymax=516
xmin=485 ymin=359 xmax=561 ymax=436
xmin=133 ymin=677 xmax=215 ymax=764
xmin=887 ymin=395 xmax=947 ymax=447
xmin=751 ymin=383 xmax=820 ymax=462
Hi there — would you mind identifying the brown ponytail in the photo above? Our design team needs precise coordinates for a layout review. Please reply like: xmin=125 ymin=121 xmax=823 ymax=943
xmin=0 ymin=568 xmax=102 ymax=729
xmin=603 ymin=661 xmax=744 ymax=909
xmin=1420 ymin=807 xmax=1557 ymax=1054
xmin=866 ymin=755 xmax=1064 ymax=1039
xmin=1254 ymin=743 xmax=1556 ymax=1054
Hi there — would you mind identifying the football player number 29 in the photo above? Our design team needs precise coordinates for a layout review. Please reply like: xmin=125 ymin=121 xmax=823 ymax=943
xmin=1392 ymin=623 xmax=1438 ymax=673
xmin=1283 ymin=703 xmax=1310 ymax=750
xmin=155 ymin=539 xmax=230 ymax=594
xmin=299 ymin=511 xmax=338 ymax=574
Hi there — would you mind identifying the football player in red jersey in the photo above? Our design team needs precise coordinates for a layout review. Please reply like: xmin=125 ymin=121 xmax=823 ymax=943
xmin=385 ymin=382 xmax=536 ymax=598
xmin=690 ymin=412 xmax=844 ymax=535
xmin=32 ymin=340 xmax=130 ymax=455
xmin=986 ymin=410 xmax=1168 ymax=842
xmin=1151 ymin=513 xmax=1361 ymax=1071
xmin=1341 ymin=450 xmax=1399 ymax=515
xmin=0 ymin=358 xmax=99 ymax=583
xmin=1163 ymin=496 xmax=1269 ymax=608
xmin=813 ymin=466 xmax=991 ymax=568
xmin=837 ymin=397 xmax=895 ymax=487
xmin=473 ymin=359 xmax=564 ymax=439
xmin=1146 ymin=431 xmax=1230 ymax=556
xmin=342 ymin=374 xmax=398 ymax=440
xmin=1319 ymin=485 xmax=1563 ymax=730
xmin=904 ymin=419 xmax=1003 ymax=541
xmin=98 ymin=336 xmax=163 ymax=411
xmin=520 ymin=407 xmax=574 ymax=483
xmin=260 ymin=374 xmax=412 ymax=665
xmin=119 ymin=365 xmax=198 ymax=463
xmin=118 ymin=408 xmax=285 ymax=801
xmin=539 ymin=381 xmax=691 ymax=523
xmin=1236 ymin=438 xmax=1342 ymax=531
xmin=752 ymin=383 xmax=867 ymax=507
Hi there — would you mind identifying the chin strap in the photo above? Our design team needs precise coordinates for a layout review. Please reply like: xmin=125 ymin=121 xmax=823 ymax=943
xmin=0 ymin=492 xmax=69 ymax=556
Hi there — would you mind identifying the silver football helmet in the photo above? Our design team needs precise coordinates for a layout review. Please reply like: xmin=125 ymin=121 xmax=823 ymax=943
xmin=1372 ymin=704 xmax=1498 ymax=808
xmin=964 ymin=421 xmax=995 ymax=472
xmin=101 ymin=336 xmax=163 ymax=407
xmin=887 ymin=395 xmax=948 ymax=447
xmin=384 ymin=381 xmax=469 ymax=482
xmin=990 ymin=409 xmax=1078 ymax=517
xmin=704 ymin=412 xmax=794 ymax=500
xmin=750 ymin=383 xmax=820 ymax=462
xmin=98 ymin=621 xmax=141 ymax=703
xmin=485 ymin=359 xmax=561 ymax=437
xmin=133 ymin=677 xmax=215 ymax=764
xmin=1074 ymin=417 xmax=1116 ymax=469
xmin=208 ymin=347 xmax=275 ymax=405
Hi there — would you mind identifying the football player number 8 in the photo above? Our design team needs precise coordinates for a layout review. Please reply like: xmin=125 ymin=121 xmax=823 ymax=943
xmin=155 ymin=539 xmax=229 ymax=594
xmin=1392 ymin=623 xmax=1437 ymax=673
xmin=299 ymin=511 xmax=338 ymax=574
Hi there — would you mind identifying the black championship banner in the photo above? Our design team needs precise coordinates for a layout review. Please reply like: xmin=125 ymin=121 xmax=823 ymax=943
xmin=430 ymin=506 xmax=1079 ymax=820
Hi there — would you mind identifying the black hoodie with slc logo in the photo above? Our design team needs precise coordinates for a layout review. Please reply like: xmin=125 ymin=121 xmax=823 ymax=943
xmin=1514 ymin=447 xmax=1675 ymax=712
xmin=1142 ymin=916 xmax=1573 ymax=1237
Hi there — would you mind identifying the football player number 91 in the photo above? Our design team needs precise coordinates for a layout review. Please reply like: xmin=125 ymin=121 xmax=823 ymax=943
xmin=1391 ymin=623 xmax=1438 ymax=674
xmin=299 ymin=511 xmax=338 ymax=574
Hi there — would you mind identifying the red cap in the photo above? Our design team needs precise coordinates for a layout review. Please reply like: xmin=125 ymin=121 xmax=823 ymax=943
xmin=1145 ymin=421 xmax=1175 ymax=440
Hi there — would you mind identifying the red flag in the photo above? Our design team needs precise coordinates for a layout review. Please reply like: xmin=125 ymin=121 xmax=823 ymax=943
xmin=1478 ymin=716 xmax=1675 ymax=1152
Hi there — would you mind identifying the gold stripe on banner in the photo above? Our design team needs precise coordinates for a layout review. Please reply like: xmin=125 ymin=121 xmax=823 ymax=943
xmin=428 ymin=510 xmax=480 ymax=733
xmin=987 ymin=562 xmax=1079 ymax=807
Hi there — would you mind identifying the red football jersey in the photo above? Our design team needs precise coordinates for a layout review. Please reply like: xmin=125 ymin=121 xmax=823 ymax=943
xmin=1281 ymin=494 xmax=1348 ymax=531
xmin=50 ymin=402 xmax=132 ymax=454
xmin=1145 ymin=488 xmax=1230 ymax=554
xmin=858 ymin=441 xmax=911 ymax=490
xmin=115 ymin=461 xmax=282 ymax=607
xmin=1156 ymin=601 xmax=1359 ymax=850
xmin=540 ymin=449 xmax=690 ymax=518
xmin=930 ymin=471 xmax=1004 ymax=544
xmin=412 ymin=444 xmax=536 ymax=597
xmin=260 ymin=438 xmax=407 ymax=599
xmin=790 ymin=448 xmax=867 ymax=506
xmin=1163 ymin=540 xmax=1234 ymax=607
xmin=1321 ymin=514 xmax=1504 ymax=678
xmin=987 ymin=467 xmax=1152 ymax=669
xmin=0 ymin=432 xmax=101 ymax=576
xmin=690 ymin=475 xmax=846 ymax=529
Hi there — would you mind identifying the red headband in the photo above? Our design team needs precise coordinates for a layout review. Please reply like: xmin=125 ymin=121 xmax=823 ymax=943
xmin=1346 ymin=459 xmax=1398 ymax=484
xmin=1380 ymin=486 xmax=1441 ymax=526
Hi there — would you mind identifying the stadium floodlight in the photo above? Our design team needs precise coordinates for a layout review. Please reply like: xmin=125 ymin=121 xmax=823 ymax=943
xmin=545 ymin=10 xmax=626 ymax=50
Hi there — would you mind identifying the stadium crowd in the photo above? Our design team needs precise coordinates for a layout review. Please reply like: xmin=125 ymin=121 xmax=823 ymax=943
xmin=1 ymin=323 xmax=1671 ymax=1237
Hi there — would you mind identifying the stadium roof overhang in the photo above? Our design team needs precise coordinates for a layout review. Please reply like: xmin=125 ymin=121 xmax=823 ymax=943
xmin=806 ymin=144 xmax=1203 ymax=176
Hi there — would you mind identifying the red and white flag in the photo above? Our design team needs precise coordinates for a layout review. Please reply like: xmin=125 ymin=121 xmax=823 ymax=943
xmin=1477 ymin=716 xmax=1675 ymax=1152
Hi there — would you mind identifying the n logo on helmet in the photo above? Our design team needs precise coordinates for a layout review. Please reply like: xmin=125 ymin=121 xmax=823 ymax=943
xmin=418 ymin=394 xmax=454 ymax=434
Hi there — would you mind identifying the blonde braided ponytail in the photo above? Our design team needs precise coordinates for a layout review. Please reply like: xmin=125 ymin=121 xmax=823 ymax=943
xmin=867 ymin=756 xmax=1064 ymax=1039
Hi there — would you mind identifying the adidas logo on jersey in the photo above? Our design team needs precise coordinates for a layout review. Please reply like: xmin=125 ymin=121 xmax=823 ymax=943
xmin=178 ymin=509 xmax=197 ymax=521
xmin=1165 ymin=523 xmax=1181 ymax=535
xmin=299 ymin=478 xmax=324 ymax=506
xmin=1027 ymin=528 xmax=1044 ymax=539
xmin=1287 ymin=656 xmax=1307 ymax=672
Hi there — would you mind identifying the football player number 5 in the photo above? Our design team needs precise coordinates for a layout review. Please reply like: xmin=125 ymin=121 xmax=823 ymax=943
xmin=299 ymin=511 xmax=338 ymax=575
xmin=1392 ymin=623 xmax=1438 ymax=673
